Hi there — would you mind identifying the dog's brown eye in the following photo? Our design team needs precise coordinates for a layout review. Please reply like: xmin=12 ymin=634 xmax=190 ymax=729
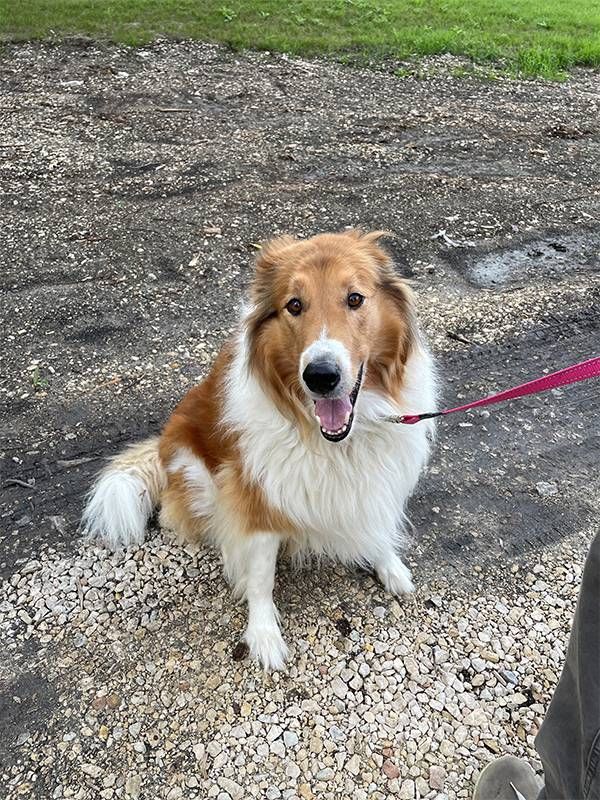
xmin=348 ymin=292 xmax=364 ymax=309
xmin=286 ymin=298 xmax=302 ymax=316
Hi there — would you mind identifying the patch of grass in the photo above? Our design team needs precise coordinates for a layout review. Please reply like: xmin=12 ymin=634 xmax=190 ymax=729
xmin=1 ymin=0 xmax=599 ymax=78
xmin=29 ymin=366 xmax=49 ymax=392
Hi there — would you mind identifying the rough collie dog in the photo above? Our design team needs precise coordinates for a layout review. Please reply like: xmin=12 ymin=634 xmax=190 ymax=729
xmin=82 ymin=230 xmax=436 ymax=669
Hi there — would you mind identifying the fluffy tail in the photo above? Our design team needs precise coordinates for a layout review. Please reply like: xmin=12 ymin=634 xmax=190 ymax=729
xmin=81 ymin=437 xmax=166 ymax=550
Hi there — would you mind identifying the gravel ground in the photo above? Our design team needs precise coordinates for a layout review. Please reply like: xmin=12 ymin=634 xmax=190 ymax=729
xmin=1 ymin=526 xmax=593 ymax=800
xmin=1 ymin=39 xmax=599 ymax=799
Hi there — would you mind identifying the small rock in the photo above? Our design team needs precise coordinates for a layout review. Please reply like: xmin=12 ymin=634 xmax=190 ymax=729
xmin=484 ymin=739 xmax=501 ymax=754
xmin=283 ymin=730 xmax=298 ymax=748
xmin=125 ymin=774 xmax=141 ymax=798
xmin=464 ymin=708 xmax=488 ymax=726
xmin=218 ymin=778 xmax=243 ymax=800
xmin=501 ymin=669 xmax=519 ymax=685
xmin=267 ymin=724 xmax=283 ymax=742
xmin=92 ymin=696 xmax=107 ymax=711
xmin=331 ymin=675 xmax=347 ymax=700
xmin=316 ymin=768 xmax=334 ymax=781
xmin=207 ymin=740 xmax=222 ymax=757
xmin=193 ymin=743 xmax=206 ymax=762
xmin=481 ymin=649 xmax=500 ymax=663
xmin=510 ymin=692 xmax=529 ymax=706
xmin=429 ymin=765 xmax=446 ymax=790
xmin=270 ymin=740 xmax=285 ymax=758
xmin=286 ymin=762 xmax=301 ymax=779
xmin=146 ymin=729 xmax=161 ymax=748
xmin=346 ymin=754 xmax=361 ymax=776
xmin=106 ymin=693 xmax=121 ymax=710
xmin=82 ymin=764 xmax=102 ymax=778
xmin=383 ymin=760 xmax=400 ymax=779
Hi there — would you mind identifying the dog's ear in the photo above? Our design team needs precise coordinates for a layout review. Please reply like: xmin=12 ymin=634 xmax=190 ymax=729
xmin=344 ymin=228 xmax=394 ymax=265
xmin=364 ymin=235 xmax=418 ymax=397
xmin=246 ymin=235 xmax=312 ymax=433
xmin=248 ymin=235 xmax=295 ymax=329
xmin=254 ymin=235 xmax=296 ymax=274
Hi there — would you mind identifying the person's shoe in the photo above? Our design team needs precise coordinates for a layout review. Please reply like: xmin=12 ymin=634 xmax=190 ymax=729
xmin=473 ymin=755 xmax=544 ymax=800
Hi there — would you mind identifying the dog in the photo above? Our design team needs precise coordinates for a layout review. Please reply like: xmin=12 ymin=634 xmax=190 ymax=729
xmin=82 ymin=229 xmax=437 ymax=669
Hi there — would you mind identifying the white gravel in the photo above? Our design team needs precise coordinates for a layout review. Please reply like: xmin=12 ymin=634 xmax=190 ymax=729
xmin=1 ymin=526 xmax=592 ymax=799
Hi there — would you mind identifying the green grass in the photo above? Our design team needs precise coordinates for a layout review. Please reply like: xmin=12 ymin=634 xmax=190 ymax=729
xmin=1 ymin=0 xmax=599 ymax=78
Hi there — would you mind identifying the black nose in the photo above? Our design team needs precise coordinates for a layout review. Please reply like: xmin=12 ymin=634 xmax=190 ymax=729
xmin=303 ymin=361 xmax=341 ymax=395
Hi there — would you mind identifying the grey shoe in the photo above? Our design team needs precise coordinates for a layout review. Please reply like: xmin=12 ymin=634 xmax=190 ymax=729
xmin=473 ymin=755 xmax=544 ymax=800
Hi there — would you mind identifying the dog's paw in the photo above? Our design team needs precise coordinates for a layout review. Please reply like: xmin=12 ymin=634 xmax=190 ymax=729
xmin=244 ymin=623 xmax=289 ymax=671
xmin=377 ymin=556 xmax=415 ymax=596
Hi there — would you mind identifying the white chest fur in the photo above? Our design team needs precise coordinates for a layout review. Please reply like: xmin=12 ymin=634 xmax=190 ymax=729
xmin=224 ymin=334 xmax=436 ymax=565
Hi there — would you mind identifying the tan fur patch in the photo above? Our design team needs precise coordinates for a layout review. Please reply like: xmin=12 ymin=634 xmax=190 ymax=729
xmin=159 ymin=470 xmax=210 ymax=541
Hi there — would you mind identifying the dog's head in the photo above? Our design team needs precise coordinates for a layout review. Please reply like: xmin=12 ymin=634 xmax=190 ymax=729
xmin=246 ymin=229 xmax=416 ymax=441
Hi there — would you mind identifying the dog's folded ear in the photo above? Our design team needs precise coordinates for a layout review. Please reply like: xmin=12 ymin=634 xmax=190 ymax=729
xmin=343 ymin=228 xmax=395 ymax=265
xmin=247 ymin=235 xmax=295 ymax=327
xmin=250 ymin=235 xmax=297 ymax=310
xmin=360 ymin=232 xmax=418 ymax=393
xmin=254 ymin=235 xmax=297 ymax=274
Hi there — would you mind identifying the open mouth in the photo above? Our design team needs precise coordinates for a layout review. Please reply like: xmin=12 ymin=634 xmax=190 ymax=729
xmin=313 ymin=364 xmax=363 ymax=442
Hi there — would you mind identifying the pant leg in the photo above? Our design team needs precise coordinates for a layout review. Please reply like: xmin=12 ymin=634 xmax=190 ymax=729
xmin=536 ymin=532 xmax=600 ymax=800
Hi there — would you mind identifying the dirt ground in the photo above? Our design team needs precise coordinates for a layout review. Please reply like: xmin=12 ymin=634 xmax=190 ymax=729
xmin=0 ymin=40 xmax=599 ymax=800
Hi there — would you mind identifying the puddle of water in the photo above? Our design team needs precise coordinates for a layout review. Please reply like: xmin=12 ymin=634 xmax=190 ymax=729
xmin=467 ymin=231 xmax=600 ymax=288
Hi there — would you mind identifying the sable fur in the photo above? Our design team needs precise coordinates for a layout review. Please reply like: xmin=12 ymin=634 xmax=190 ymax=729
xmin=82 ymin=229 xmax=437 ymax=669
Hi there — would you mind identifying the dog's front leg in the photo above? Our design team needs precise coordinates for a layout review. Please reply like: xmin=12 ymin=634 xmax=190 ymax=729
xmin=374 ymin=548 xmax=415 ymax=596
xmin=232 ymin=532 xmax=288 ymax=671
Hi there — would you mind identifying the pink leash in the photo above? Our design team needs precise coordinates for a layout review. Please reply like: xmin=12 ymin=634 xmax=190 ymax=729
xmin=387 ymin=355 xmax=600 ymax=425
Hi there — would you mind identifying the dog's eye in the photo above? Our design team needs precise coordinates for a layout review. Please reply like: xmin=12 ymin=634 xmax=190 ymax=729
xmin=286 ymin=298 xmax=303 ymax=316
xmin=347 ymin=292 xmax=364 ymax=309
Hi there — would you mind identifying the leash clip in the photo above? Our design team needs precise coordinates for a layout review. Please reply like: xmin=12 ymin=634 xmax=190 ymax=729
xmin=385 ymin=412 xmax=441 ymax=425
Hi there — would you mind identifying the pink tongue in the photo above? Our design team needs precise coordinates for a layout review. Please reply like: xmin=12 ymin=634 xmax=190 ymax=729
xmin=315 ymin=396 xmax=352 ymax=431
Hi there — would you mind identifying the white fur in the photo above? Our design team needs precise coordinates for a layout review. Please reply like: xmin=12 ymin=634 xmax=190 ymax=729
xmin=81 ymin=471 xmax=151 ymax=549
xmin=81 ymin=437 xmax=165 ymax=549
xmin=167 ymin=447 xmax=216 ymax=518
xmin=240 ymin=532 xmax=287 ymax=671
xmin=300 ymin=328 xmax=354 ymax=397
xmin=225 ymin=325 xmax=436 ymax=567
xmin=376 ymin=551 xmax=416 ymax=595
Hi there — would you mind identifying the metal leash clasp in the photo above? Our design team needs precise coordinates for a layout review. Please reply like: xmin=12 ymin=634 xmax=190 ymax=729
xmin=384 ymin=412 xmax=442 ymax=425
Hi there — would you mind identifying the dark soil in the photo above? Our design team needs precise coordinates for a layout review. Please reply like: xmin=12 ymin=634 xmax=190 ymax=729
xmin=1 ymin=40 xmax=599 ymax=581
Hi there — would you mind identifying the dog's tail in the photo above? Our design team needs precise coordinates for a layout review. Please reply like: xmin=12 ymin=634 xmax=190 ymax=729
xmin=81 ymin=437 xmax=166 ymax=549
